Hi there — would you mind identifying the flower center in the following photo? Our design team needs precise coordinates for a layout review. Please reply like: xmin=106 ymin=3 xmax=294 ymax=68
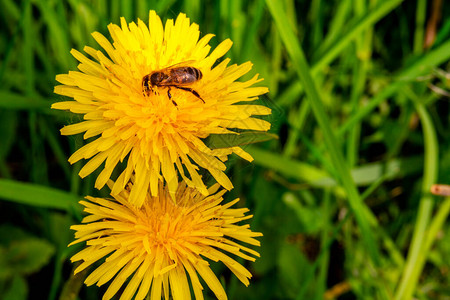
xmin=138 ymin=204 xmax=191 ymax=252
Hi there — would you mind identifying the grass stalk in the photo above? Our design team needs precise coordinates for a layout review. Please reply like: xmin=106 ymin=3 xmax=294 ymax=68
xmin=266 ymin=0 xmax=381 ymax=265
xmin=394 ymin=94 xmax=438 ymax=300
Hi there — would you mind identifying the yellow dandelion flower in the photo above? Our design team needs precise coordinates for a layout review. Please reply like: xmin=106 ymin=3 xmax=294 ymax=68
xmin=69 ymin=181 xmax=262 ymax=300
xmin=52 ymin=10 xmax=271 ymax=207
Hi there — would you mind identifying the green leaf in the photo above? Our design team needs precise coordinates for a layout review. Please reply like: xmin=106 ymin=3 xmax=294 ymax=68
xmin=0 ymin=225 xmax=29 ymax=245
xmin=249 ymin=146 xmax=423 ymax=187
xmin=247 ymin=146 xmax=330 ymax=184
xmin=46 ymin=213 xmax=75 ymax=252
xmin=0 ymin=91 xmax=53 ymax=112
xmin=282 ymin=192 xmax=325 ymax=234
xmin=277 ymin=242 xmax=312 ymax=298
xmin=205 ymin=132 xmax=278 ymax=149
xmin=0 ymin=179 xmax=81 ymax=212
xmin=3 ymin=275 xmax=28 ymax=300
xmin=0 ymin=226 xmax=55 ymax=282
xmin=4 ymin=238 xmax=55 ymax=276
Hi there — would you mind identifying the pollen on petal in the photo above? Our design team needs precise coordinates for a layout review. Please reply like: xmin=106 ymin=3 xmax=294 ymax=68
xmin=52 ymin=10 xmax=271 ymax=208
xmin=69 ymin=182 xmax=261 ymax=300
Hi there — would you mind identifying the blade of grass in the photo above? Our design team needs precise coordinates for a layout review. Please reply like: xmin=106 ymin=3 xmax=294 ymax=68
xmin=313 ymin=0 xmax=404 ymax=70
xmin=34 ymin=32 xmax=57 ymax=83
xmin=1 ymin=0 xmax=20 ymax=21
xmin=30 ymin=114 xmax=49 ymax=184
xmin=240 ymin=0 xmax=266 ymax=62
xmin=360 ymin=174 xmax=405 ymax=268
xmin=414 ymin=0 xmax=427 ymax=54
xmin=394 ymin=93 xmax=439 ymax=300
xmin=120 ymin=0 xmax=133 ymax=21
xmin=282 ymin=100 xmax=310 ymax=157
xmin=182 ymin=0 xmax=201 ymax=20
xmin=315 ymin=191 xmax=331 ymax=300
xmin=277 ymin=0 xmax=404 ymax=109
xmin=274 ymin=0 xmax=405 ymax=162
xmin=48 ymin=252 xmax=64 ymax=300
xmin=337 ymin=39 xmax=450 ymax=136
xmin=318 ymin=0 xmax=351 ymax=54
xmin=0 ymin=179 xmax=80 ymax=212
xmin=0 ymin=91 xmax=62 ymax=116
xmin=155 ymin=0 xmax=178 ymax=16
xmin=422 ymin=195 xmax=450 ymax=267
xmin=23 ymin=0 xmax=34 ymax=95
xmin=136 ymin=0 xmax=150 ymax=21
xmin=292 ymin=129 xmax=336 ymax=177
xmin=266 ymin=0 xmax=381 ymax=265
xmin=110 ymin=0 xmax=120 ymax=23
xmin=433 ymin=18 xmax=450 ymax=47
xmin=247 ymin=146 xmax=330 ymax=184
xmin=36 ymin=0 xmax=73 ymax=69
xmin=70 ymin=161 xmax=83 ymax=196
xmin=229 ymin=1 xmax=244 ymax=59
xmin=40 ymin=120 xmax=71 ymax=180
xmin=0 ymin=111 xmax=17 ymax=179
xmin=285 ymin=0 xmax=298 ymax=35
xmin=346 ymin=60 xmax=363 ymax=167
xmin=219 ymin=1 xmax=232 ymax=59
xmin=95 ymin=0 xmax=107 ymax=29
xmin=276 ymin=80 xmax=303 ymax=107
xmin=296 ymin=200 xmax=350 ymax=300
xmin=250 ymin=145 xmax=423 ymax=187
xmin=269 ymin=24 xmax=282 ymax=95
xmin=310 ymin=0 xmax=323 ymax=49
xmin=0 ymin=3 xmax=23 ymax=85
xmin=23 ymin=0 xmax=48 ymax=185
xmin=347 ymin=0 xmax=374 ymax=167
xmin=385 ymin=98 xmax=416 ymax=158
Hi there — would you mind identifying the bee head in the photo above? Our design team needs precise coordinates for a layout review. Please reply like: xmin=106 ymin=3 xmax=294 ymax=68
xmin=150 ymin=72 xmax=165 ymax=84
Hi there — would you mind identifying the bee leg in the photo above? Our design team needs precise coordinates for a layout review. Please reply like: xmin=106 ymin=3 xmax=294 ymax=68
xmin=142 ymin=83 xmax=149 ymax=96
xmin=167 ymin=87 xmax=178 ymax=107
xmin=176 ymin=87 xmax=205 ymax=103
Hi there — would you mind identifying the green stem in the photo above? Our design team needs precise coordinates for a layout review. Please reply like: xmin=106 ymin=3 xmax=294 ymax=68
xmin=423 ymin=196 xmax=450 ymax=259
xmin=394 ymin=97 xmax=438 ymax=300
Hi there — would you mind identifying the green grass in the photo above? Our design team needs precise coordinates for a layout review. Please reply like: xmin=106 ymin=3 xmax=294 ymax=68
xmin=1 ymin=0 xmax=450 ymax=299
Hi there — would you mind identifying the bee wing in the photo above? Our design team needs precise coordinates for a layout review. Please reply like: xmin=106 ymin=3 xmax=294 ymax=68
xmin=161 ymin=60 xmax=198 ymax=70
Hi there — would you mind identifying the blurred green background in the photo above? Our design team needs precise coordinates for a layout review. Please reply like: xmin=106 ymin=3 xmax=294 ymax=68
xmin=1 ymin=0 xmax=450 ymax=299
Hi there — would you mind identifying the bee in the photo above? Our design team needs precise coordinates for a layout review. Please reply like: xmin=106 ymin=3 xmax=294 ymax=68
xmin=142 ymin=64 xmax=204 ymax=106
